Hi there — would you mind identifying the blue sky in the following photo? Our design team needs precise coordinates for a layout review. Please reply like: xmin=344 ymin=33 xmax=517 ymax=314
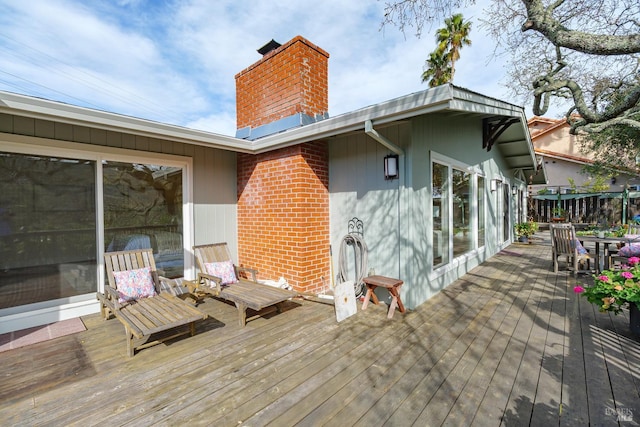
xmin=0 ymin=0 xmax=523 ymax=137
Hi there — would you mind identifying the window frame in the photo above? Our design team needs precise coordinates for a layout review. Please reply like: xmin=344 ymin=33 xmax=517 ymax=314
xmin=430 ymin=151 xmax=484 ymax=276
xmin=0 ymin=134 xmax=193 ymax=311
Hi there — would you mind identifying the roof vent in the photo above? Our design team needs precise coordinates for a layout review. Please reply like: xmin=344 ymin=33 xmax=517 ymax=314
xmin=257 ymin=39 xmax=281 ymax=56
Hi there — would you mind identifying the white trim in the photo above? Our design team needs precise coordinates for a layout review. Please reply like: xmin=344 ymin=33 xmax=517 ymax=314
xmin=429 ymin=247 xmax=485 ymax=282
xmin=0 ymin=91 xmax=252 ymax=152
xmin=431 ymin=151 xmax=472 ymax=172
xmin=0 ymin=299 xmax=99 ymax=334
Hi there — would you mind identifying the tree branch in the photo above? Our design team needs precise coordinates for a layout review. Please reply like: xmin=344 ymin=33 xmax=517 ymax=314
xmin=521 ymin=0 xmax=640 ymax=55
xmin=577 ymin=117 xmax=640 ymax=134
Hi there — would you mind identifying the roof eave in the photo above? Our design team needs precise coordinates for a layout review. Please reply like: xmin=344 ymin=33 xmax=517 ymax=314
xmin=0 ymin=85 xmax=542 ymax=178
xmin=0 ymin=91 xmax=255 ymax=153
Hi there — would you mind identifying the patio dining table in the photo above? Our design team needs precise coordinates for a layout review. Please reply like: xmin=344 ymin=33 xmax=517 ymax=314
xmin=577 ymin=235 xmax=623 ymax=272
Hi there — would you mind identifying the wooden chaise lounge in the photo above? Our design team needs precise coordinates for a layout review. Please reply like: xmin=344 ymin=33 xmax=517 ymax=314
xmin=193 ymin=243 xmax=297 ymax=327
xmin=98 ymin=249 xmax=207 ymax=356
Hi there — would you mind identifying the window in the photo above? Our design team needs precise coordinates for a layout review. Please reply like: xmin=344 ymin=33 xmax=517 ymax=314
xmin=431 ymin=153 xmax=482 ymax=269
xmin=503 ymin=183 xmax=510 ymax=242
xmin=452 ymin=168 xmax=472 ymax=257
xmin=103 ymin=161 xmax=184 ymax=278
xmin=432 ymin=162 xmax=449 ymax=267
xmin=477 ymin=176 xmax=485 ymax=247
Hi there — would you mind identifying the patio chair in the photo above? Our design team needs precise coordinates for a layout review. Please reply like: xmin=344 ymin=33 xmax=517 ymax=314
xmin=193 ymin=243 xmax=297 ymax=327
xmin=550 ymin=223 xmax=590 ymax=276
xmin=98 ymin=248 xmax=207 ymax=356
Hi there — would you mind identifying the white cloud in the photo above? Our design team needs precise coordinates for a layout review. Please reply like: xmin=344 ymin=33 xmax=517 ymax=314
xmin=186 ymin=111 xmax=237 ymax=138
xmin=0 ymin=0 xmax=535 ymax=135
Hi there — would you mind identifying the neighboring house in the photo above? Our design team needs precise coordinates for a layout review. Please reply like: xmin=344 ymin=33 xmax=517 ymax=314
xmin=529 ymin=116 xmax=591 ymax=194
xmin=528 ymin=116 xmax=639 ymax=222
xmin=0 ymin=36 xmax=545 ymax=333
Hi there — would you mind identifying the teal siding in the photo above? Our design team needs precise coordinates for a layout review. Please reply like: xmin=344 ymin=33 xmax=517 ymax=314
xmin=329 ymin=115 xmax=517 ymax=309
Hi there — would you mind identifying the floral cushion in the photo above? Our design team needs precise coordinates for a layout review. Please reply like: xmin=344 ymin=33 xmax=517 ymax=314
xmin=204 ymin=260 xmax=238 ymax=285
xmin=113 ymin=266 xmax=157 ymax=303
xmin=618 ymin=244 xmax=640 ymax=257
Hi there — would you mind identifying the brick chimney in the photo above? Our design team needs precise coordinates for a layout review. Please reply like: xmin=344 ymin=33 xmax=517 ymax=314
xmin=235 ymin=36 xmax=331 ymax=294
xmin=235 ymin=35 xmax=329 ymax=139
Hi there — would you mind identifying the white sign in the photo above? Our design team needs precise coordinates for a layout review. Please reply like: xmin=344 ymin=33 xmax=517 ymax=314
xmin=333 ymin=280 xmax=357 ymax=322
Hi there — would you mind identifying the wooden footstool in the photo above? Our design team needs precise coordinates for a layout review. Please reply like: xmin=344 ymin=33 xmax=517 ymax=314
xmin=361 ymin=275 xmax=405 ymax=319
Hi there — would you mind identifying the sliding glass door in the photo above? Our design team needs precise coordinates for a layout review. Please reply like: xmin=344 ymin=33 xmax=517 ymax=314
xmin=0 ymin=152 xmax=97 ymax=309
xmin=0 ymin=147 xmax=188 ymax=316
xmin=103 ymin=161 xmax=184 ymax=278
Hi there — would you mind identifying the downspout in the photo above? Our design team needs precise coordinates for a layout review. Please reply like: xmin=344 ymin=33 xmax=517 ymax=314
xmin=364 ymin=120 xmax=404 ymax=156
xmin=364 ymin=120 xmax=405 ymax=282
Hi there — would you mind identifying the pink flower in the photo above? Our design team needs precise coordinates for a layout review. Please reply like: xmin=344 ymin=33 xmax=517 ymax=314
xmin=628 ymin=257 xmax=640 ymax=265
xmin=574 ymin=286 xmax=585 ymax=293
xmin=598 ymin=275 xmax=609 ymax=282
xmin=622 ymin=271 xmax=634 ymax=279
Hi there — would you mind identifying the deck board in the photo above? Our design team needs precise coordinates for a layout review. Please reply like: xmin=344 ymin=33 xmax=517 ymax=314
xmin=1 ymin=231 xmax=639 ymax=426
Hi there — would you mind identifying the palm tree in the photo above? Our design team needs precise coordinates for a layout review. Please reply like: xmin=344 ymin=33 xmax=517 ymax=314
xmin=435 ymin=13 xmax=472 ymax=81
xmin=421 ymin=50 xmax=451 ymax=87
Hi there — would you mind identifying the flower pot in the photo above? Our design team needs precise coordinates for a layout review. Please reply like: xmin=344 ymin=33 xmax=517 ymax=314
xmin=518 ymin=236 xmax=529 ymax=244
xmin=630 ymin=303 xmax=640 ymax=335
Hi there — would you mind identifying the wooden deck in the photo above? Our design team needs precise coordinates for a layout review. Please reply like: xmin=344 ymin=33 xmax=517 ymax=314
xmin=1 ymin=233 xmax=640 ymax=426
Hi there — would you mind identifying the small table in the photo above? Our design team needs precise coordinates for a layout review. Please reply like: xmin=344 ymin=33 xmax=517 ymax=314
xmin=578 ymin=235 xmax=623 ymax=272
xmin=362 ymin=275 xmax=405 ymax=319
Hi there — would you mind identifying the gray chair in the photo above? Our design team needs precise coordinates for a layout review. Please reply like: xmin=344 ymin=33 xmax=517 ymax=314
xmin=193 ymin=243 xmax=297 ymax=326
xmin=550 ymin=223 xmax=590 ymax=275
xmin=98 ymin=249 xmax=207 ymax=356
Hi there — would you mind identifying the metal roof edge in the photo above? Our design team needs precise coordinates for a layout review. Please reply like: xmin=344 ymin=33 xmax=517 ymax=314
xmin=250 ymin=85 xmax=454 ymax=152
xmin=0 ymin=90 xmax=254 ymax=153
xmin=0 ymin=85 xmax=540 ymax=168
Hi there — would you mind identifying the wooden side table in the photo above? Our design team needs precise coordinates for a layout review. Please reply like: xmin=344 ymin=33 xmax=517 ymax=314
xmin=362 ymin=275 xmax=405 ymax=319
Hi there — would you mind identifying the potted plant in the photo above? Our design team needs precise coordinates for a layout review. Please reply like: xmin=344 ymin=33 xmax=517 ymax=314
xmin=575 ymin=257 xmax=640 ymax=335
xmin=514 ymin=221 xmax=536 ymax=243
xmin=551 ymin=206 xmax=566 ymax=222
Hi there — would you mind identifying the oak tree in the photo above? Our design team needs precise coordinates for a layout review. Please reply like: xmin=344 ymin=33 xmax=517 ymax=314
xmin=383 ymin=0 xmax=640 ymax=135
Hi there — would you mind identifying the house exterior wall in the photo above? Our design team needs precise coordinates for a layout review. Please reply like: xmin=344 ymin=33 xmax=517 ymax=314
xmin=541 ymin=157 xmax=587 ymax=189
xmin=532 ymin=122 xmax=583 ymax=158
xmin=237 ymin=142 xmax=330 ymax=293
xmin=329 ymin=124 xmax=408 ymax=286
xmin=0 ymin=114 xmax=239 ymax=254
xmin=0 ymin=113 xmax=239 ymax=332
xmin=329 ymin=115 xmax=514 ymax=309
xmin=528 ymin=117 xmax=631 ymax=194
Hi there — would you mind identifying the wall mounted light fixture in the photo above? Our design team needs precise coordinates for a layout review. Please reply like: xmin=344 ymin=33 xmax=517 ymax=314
xmin=490 ymin=179 xmax=500 ymax=192
xmin=512 ymin=185 xmax=518 ymax=195
xmin=384 ymin=154 xmax=399 ymax=180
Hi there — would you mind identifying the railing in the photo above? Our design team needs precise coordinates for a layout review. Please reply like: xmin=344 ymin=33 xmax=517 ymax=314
xmin=530 ymin=194 xmax=640 ymax=224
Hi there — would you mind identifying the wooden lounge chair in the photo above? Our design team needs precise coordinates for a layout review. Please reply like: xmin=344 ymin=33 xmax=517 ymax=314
xmin=550 ymin=223 xmax=590 ymax=276
xmin=97 ymin=249 xmax=207 ymax=356
xmin=193 ymin=243 xmax=297 ymax=327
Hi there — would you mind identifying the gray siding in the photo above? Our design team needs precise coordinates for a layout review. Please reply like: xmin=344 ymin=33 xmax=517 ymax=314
xmin=329 ymin=114 xmax=516 ymax=309
xmin=329 ymin=123 xmax=408 ymax=298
